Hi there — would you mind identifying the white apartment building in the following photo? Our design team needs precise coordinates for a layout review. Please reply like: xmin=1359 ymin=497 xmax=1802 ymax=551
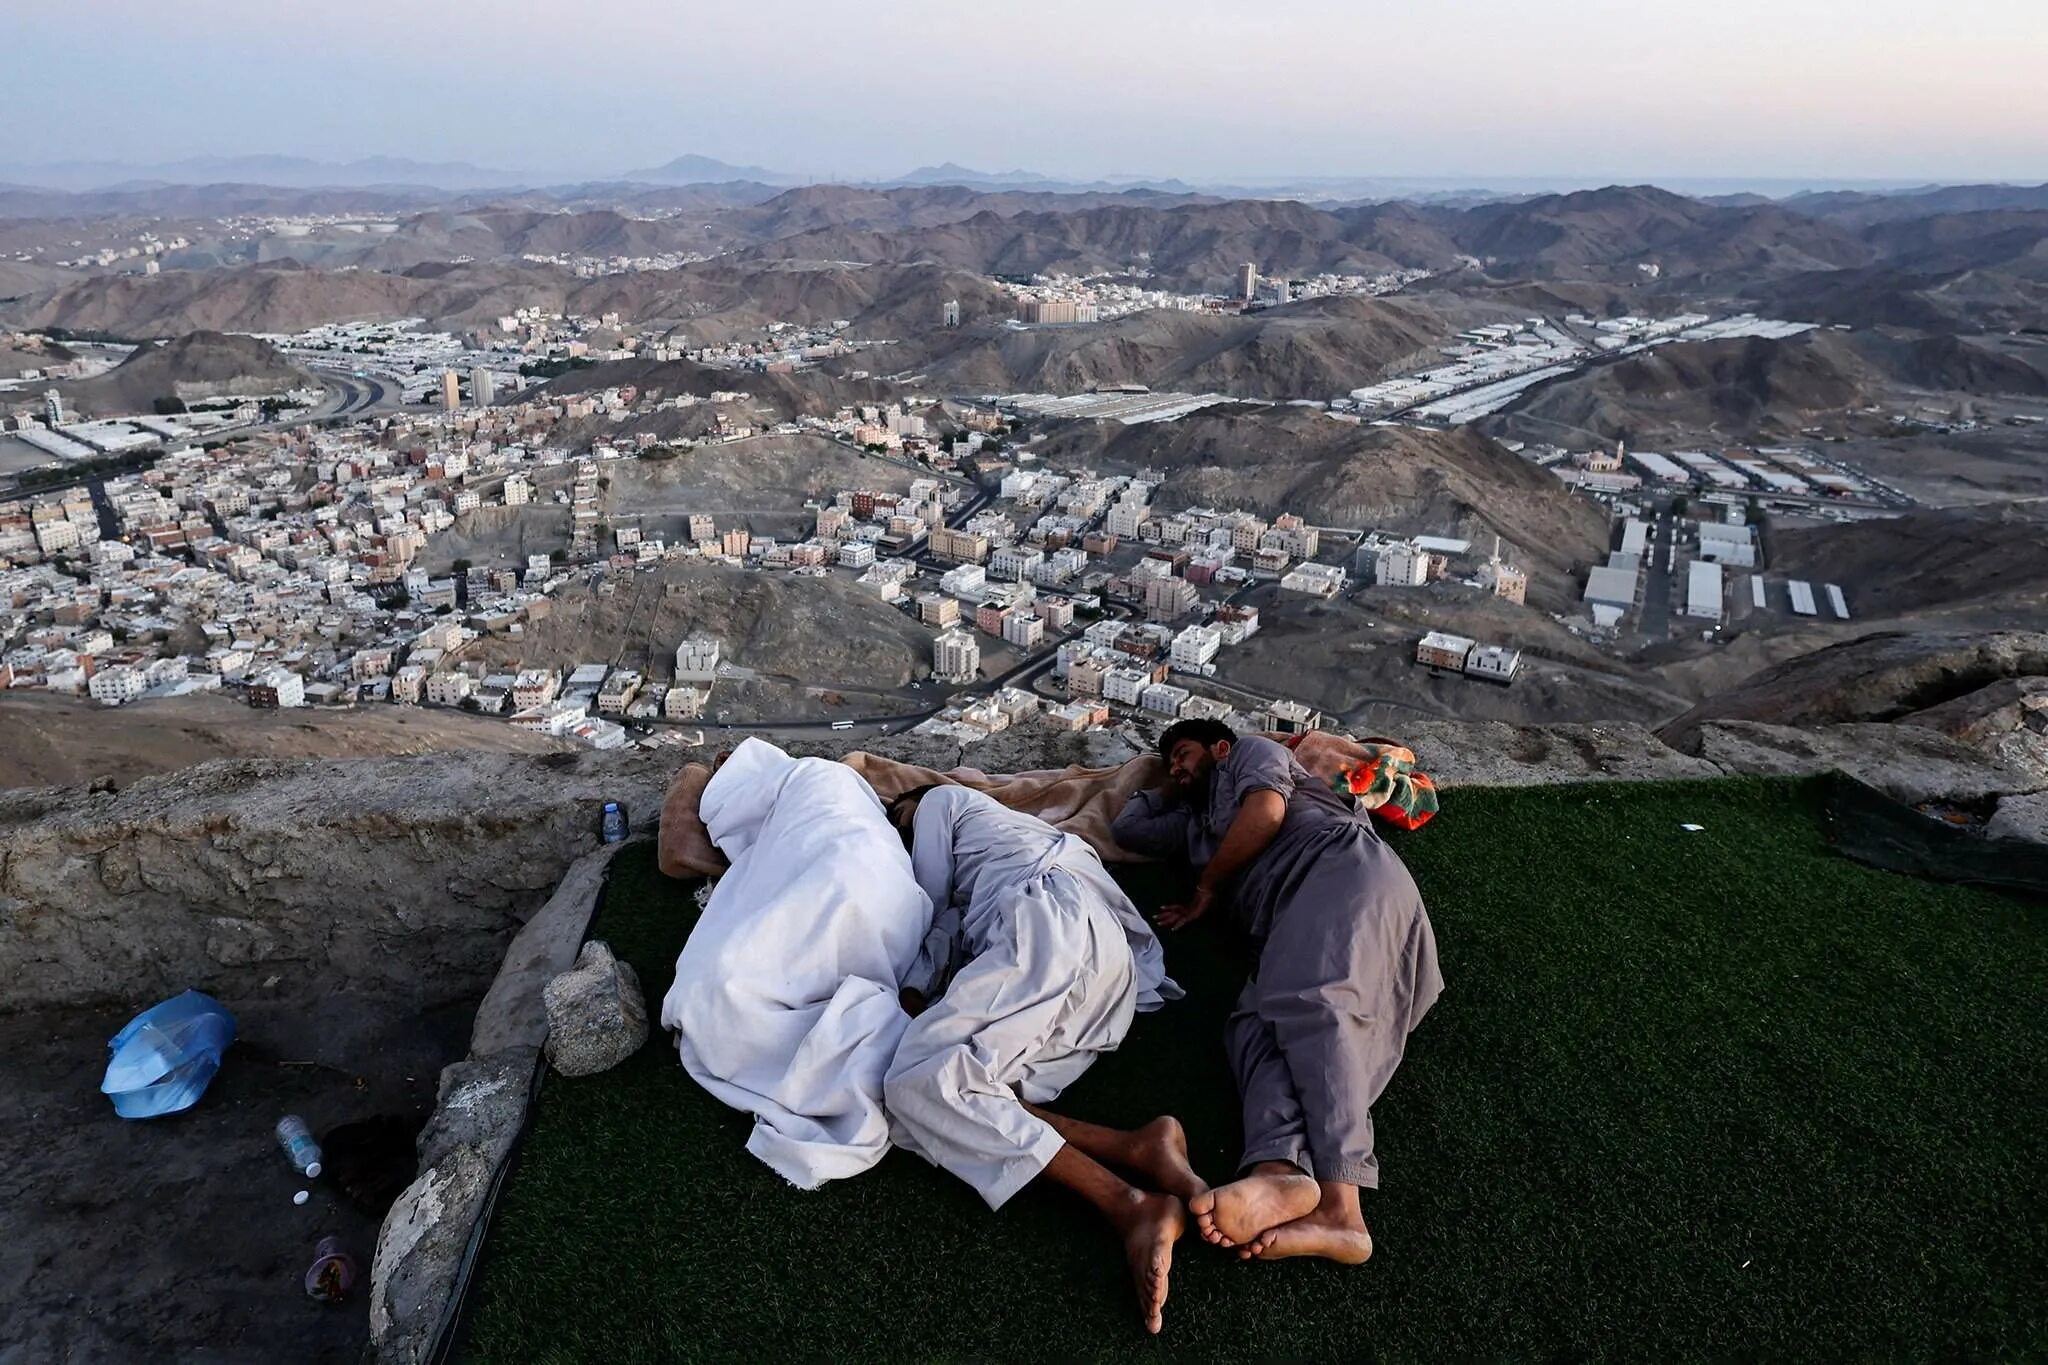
xmin=1376 ymin=540 xmax=1429 ymax=587
xmin=1001 ymin=612 xmax=1045 ymax=649
xmin=503 ymin=475 xmax=532 ymax=507
xmin=1107 ymin=502 xmax=1149 ymax=539
xmin=989 ymin=545 xmax=1044 ymax=581
xmin=674 ymin=636 xmax=721 ymax=683
xmin=426 ymin=671 xmax=475 ymax=706
xmin=1141 ymin=682 xmax=1191 ymax=716
xmin=940 ymin=564 xmax=988 ymax=601
xmin=1103 ymin=667 xmax=1150 ymax=706
xmin=88 ymin=664 xmax=147 ymax=706
xmin=838 ymin=541 xmax=877 ymax=569
xmin=933 ymin=630 xmax=981 ymax=683
xmin=1170 ymin=624 xmax=1222 ymax=671
xmin=1280 ymin=563 xmax=1346 ymax=598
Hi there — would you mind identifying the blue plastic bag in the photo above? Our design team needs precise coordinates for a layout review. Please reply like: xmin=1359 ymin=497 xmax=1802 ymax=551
xmin=102 ymin=989 xmax=236 ymax=1119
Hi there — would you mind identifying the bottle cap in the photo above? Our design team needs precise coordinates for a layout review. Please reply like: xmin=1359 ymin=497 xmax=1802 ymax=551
xmin=294 ymin=1189 xmax=310 ymax=1206
xmin=604 ymin=801 xmax=619 ymax=811
xmin=305 ymin=1160 xmax=323 ymax=1178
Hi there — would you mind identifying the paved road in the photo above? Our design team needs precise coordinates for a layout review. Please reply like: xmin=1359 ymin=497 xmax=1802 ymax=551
xmin=1638 ymin=507 xmax=1675 ymax=640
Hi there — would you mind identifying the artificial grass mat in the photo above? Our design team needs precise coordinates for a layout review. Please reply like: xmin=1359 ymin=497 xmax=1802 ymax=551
xmin=461 ymin=776 xmax=2044 ymax=1362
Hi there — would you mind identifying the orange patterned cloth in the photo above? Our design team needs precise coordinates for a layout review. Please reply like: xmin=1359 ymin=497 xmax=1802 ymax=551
xmin=1282 ymin=733 xmax=1439 ymax=831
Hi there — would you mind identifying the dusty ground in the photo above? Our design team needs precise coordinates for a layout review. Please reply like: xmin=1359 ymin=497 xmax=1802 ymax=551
xmin=0 ymin=989 xmax=473 ymax=1364
xmin=0 ymin=693 xmax=567 ymax=790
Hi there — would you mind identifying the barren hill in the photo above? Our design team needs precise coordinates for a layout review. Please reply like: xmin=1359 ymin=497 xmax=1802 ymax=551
xmin=459 ymin=559 xmax=935 ymax=715
xmin=59 ymin=330 xmax=314 ymax=416
xmin=1039 ymin=408 xmax=1608 ymax=605
xmin=1491 ymin=330 xmax=2047 ymax=445
xmin=0 ymin=691 xmax=565 ymax=790
xmin=1769 ymin=504 xmax=2048 ymax=620
xmin=1442 ymin=185 xmax=1873 ymax=282
xmin=904 ymin=293 xmax=1456 ymax=399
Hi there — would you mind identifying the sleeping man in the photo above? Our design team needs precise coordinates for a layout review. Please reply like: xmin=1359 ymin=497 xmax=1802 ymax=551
xmin=1112 ymin=719 xmax=1443 ymax=1265
xmin=881 ymin=784 xmax=1196 ymax=1335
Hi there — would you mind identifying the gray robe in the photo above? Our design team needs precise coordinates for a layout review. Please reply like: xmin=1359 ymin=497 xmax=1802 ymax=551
xmin=885 ymin=786 xmax=1179 ymax=1208
xmin=1113 ymin=735 xmax=1443 ymax=1187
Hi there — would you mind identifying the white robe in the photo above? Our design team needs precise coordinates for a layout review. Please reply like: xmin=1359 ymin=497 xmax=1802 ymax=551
xmin=884 ymin=786 xmax=1180 ymax=1209
xmin=660 ymin=738 xmax=933 ymax=1188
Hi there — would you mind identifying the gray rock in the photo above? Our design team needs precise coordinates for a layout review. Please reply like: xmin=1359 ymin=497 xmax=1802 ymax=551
xmin=1987 ymin=791 xmax=2048 ymax=847
xmin=1696 ymin=720 xmax=2043 ymax=804
xmin=371 ymin=1049 xmax=537 ymax=1365
xmin=1399 ymin=720 xmax=1724 ymax=787
xmin=542 ymin=940 xmax=648 ymax=1077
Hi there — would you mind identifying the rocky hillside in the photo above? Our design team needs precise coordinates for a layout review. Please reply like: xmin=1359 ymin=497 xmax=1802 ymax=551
xmin=60 ymin=329 xmax=314 ymax=416
xmin=1040 ymin=408 xmax=1610 ymax=600
xmin=0 ymin=692 xmax=568 ymax=790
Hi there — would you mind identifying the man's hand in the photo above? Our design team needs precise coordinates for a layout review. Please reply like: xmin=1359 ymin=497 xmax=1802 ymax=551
xmin=1155 ymin=884 xmax=1216 ymax=932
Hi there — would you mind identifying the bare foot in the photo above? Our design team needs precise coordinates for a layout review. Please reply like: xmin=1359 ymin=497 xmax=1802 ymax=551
xmin=1115 ymin=1192 xmax=1184 ymax=1335
xmin=1189 ymin=1168 xmax=1320 ymax=1247
xmin=1128 ymin=1117 xmax=1208 ymax=1204
xmin=1240 ymin=1204 xmax=1374 ymax=1264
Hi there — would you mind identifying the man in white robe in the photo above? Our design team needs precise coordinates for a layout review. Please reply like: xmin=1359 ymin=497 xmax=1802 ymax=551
xmin=660 ymin=738 xmax=932 ymax=1188
xmin=881 ymin=784 xmax=1199 ymax=1334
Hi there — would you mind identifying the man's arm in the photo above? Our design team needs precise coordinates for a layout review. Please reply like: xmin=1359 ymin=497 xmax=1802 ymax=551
xmin=1111 ymin=785 xmax=1194 ymax=859
xmin=1156 ymin=788 xmax=1286 ymax=930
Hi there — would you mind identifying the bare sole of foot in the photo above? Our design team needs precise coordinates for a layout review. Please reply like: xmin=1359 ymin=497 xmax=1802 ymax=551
xmin=1129 ymin=1117 xmax=1208 ymax=1204
xmin=1122 ymin=1192 xmax=1184 ymax=1335
xmin=1189 ymin=1170 xmax=1321 ymax=1247
xmin=1241 ymin=1212 xmax=1374 ymax=1264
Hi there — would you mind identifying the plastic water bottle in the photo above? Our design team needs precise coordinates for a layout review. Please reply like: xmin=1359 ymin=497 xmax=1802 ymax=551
xmin=277 ymin=1115 xmax=323 ymax=1178
xmin=601 ymin=801 xmax=627 ymax=844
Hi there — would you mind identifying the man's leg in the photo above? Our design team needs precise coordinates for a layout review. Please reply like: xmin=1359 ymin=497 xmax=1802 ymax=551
xmin=884 ymin=898 xmax=1185 ymax=1333
xmin=1240 ymin=838 xmax=1441 ymax=1264
xmin=1036 ymin=1144 xmax=1185 ymax=1335
xmin=1023 ymin=1103 xmax=1207 ymax=1203
xmin=1188 ymin=986 xmax=1320 ymax=1247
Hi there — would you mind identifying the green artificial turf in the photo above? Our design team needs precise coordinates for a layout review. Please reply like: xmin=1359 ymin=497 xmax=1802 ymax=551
xmin=461 ymin=776 xmax=2045 ymax=1363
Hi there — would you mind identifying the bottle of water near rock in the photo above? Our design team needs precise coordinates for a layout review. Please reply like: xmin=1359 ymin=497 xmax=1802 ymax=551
xmin=601 ymin=800 xmax=628 ymax=844
xmin=276 ymin=1115 xmax=323 ymax=1177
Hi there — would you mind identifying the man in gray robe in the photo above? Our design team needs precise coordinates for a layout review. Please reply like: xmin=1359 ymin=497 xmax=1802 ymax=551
xmin=882 ymin=784 xmax=1197 ymax=1334
xmin=1111 ymin=719 xmax=1443 ymax=1264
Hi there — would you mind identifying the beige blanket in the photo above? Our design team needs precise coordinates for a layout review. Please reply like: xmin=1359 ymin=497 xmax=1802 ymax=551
xmin=655 ymin=731 xmax=1400 ymax=879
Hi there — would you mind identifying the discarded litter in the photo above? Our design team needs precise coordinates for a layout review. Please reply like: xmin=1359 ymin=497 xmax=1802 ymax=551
xmin=293 ymin=1190 xmax=311 ymax=1207
xmin=304 ymin=1236 xmax=358 ymax=1303
xmin=277 ymin=1115 xmax=325 ymax=1178
xmin=101 ymin=989 xmax=236 ymax=1119
xmin=601 ymin=799 xmax=629 ymax=844
xmin=1679 ymin=823 xmax=1706 ymax=832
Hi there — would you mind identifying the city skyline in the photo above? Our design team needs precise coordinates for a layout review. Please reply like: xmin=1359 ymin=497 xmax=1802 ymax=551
xmin=5 ymin=0 xmax=2045 ymax=186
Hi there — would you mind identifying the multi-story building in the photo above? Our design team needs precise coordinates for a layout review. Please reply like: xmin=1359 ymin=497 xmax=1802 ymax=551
xmin=88 ymin=664 xmax=147 ymax=706
xmin=915 ymin=593 xmax=960 ymax=628
xmin=426 ymin=671 xmax=475 ymax=706
xmin=928 ymin=526 xmax=990 ymax=564
xmin=932 ymin=630 xmax=980 ymax=683
xmin=1416 ymin=631 xmax=1477 ymax=671
xmin=1143 ymin=575 xmax=1198 ymax=623
xmin=1170 ymin=624 xmax=1222 ymax=671
xmin=837 ymin=540 xmax=876 ymax=569
xmin=1141 ymin=682 xmax=1191 ymax=716
xmin=1279 ymin=563 xmax=1345 ymax=598
xmin=663 ymin=686 xmax=709 ymax=719
xmin=390 ymin=664 xmax=426 ymax=704
xmin=248 ymin=668 xmax=305 ymax=709
xmin=512 ymin=668 xmax=560 ymax=710
xmin=940 ymin=564 xmax=987 ymax=600
xmin=1001 ymin=612 xmax=1045 ymax=649
xmin=989 ymin=545 xmax=1044 ymax=582
xmin=442 ymin=369 xmax=461 ymax=413
xmin=1102 ymin=666 xmax=1149 ymax=706
xmin=1066 ymin=656 xmax=1108 ymax=699
xmin=674 ymin=636 xmax=721 ymax=684
xmin=1376 ymin=540 xmax=1428 ymax=587
xmin=1033 ymin=597 xmax=1074 ymax=632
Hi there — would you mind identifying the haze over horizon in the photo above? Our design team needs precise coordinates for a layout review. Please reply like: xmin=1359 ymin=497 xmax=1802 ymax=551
xmin=6 ymin=0 xmax=2045 ymax=188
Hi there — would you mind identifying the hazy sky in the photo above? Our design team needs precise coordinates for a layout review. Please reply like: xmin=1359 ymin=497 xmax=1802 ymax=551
xmin=7 ymin=0 xmax=2045 ymax=183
